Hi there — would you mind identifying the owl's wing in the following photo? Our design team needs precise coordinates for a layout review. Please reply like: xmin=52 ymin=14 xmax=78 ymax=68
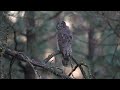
xmin=64 ymin=27 xmax=73 ymax=56
xmin=66 ymin=26 xmax=73 ymax=40
xmin=57 ymin=31 xmax=64 ymax=51
xmin=64 ymin=27 xmax=73 ymax=44
xmin=57 ymin=28 xmax=72 ymax=56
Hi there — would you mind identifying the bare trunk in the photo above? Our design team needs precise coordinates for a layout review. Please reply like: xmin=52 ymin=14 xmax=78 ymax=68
xmin=87 ymin=27 xmax=95 ymax=78
xmin=24 ymin=11 xmax=37 ymax=57
xmin=22 ymin=11 xmax=37 ymax=79
xmin=87 ymin=28 xmax=95 ymax=61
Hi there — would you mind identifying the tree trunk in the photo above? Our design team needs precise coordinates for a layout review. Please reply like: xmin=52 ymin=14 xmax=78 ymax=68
xmin=87 ymin=28 xmax=95 ymax=61
xmin=87 ymin=27 xmax=95 ymax=78
xmin=24 ymin=11 xmax=37 ymax=58
xmin=23 ymin=11 xmax=38 ymax=79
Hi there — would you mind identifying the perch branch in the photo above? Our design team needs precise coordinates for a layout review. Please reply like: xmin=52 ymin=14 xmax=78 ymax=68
xmin=3 ymin=48 xmax=71 ymax=79
xmin=44 ymin=50 xmax=60 ymax=63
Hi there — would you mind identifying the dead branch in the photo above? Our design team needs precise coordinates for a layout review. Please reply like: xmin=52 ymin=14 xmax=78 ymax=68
xmin=3 ymin=48 xmax=71 ymax=79
xmin=68 ymin=65 xmax=78 ymax=76
xmin=70 ymin=56 xmax=89 ymax=79
xmin=44 ymin=50 xmax=60 ymax=63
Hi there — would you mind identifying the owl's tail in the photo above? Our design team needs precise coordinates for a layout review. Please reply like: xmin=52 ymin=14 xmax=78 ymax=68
xmin=62 ymin=55 xmax=70 ymax=67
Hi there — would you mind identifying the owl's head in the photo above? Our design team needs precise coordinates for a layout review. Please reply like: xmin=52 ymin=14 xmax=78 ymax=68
xmin=56 ymin=21 xmax=66 ymax=30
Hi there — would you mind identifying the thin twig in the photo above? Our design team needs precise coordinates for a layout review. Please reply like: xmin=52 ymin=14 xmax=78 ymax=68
xmin=68 ymin=65 xmax=78 ymax=76
xmin=70 ymin=56 xmax=88 ymax=79
xmin=98 ymin=12 xmax=120 ymax=38
xmin=111 ymin=43 xmax=119 ymax=63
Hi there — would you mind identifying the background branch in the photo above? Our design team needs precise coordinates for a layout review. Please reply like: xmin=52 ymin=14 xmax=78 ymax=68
xmin=70 ymin=56 xmax=89 ymax=79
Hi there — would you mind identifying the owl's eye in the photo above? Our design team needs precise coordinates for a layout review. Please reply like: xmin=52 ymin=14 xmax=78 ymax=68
xmin=61 ymin=21 xmax=66 ymax=26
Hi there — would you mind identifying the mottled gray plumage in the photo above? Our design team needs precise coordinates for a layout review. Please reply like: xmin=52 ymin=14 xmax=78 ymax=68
xmin=56 ymin=21 xmax=73 ymax=66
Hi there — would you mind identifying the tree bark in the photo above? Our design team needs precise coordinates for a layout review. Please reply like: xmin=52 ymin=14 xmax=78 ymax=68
xmin=24 ymin=11 xmax=37 ymax=58
xmin=23 ymin=11 xmax=37 ymax=79
xmin=87 ymin=28 xmax=95 ymax=61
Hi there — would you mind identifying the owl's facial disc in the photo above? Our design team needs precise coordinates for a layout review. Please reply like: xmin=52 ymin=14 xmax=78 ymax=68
xmin=56 ymin=21 xmax=66 ymax=30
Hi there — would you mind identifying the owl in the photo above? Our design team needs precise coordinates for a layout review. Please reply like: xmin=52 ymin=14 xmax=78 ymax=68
xmin=56 ymin=21 xmax=73 ymax=66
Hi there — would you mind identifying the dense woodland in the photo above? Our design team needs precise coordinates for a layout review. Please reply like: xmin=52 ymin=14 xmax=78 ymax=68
xmin=0 ymin=11 xmax=120 ymax=79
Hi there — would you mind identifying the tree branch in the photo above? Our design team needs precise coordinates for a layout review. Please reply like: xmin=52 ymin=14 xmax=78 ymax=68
xmin=96 ymin=12 xmax=120 ymax=38
xmin=70 ymin=56 xmax=89 ymax=79
xmin=44 ymin=50 xmax=60 ymax=63
xmin=3 ymin=48 xmax=71 ymax=79
xmin=111 ymin=43 xmax=119 ymax=63
xmin=68 ymin=65 xmax=78 ymax=76
xmin=48 ymin=11 xmax=63 ymax=20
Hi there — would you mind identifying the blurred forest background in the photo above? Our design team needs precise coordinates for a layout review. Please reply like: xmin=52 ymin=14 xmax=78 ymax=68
xmin=0 ymin=11 xmax=120 ymax=79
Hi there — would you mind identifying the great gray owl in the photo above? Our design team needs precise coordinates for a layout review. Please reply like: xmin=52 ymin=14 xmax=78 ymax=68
xmin=56 ymin=21 xmax=73 ymax=66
